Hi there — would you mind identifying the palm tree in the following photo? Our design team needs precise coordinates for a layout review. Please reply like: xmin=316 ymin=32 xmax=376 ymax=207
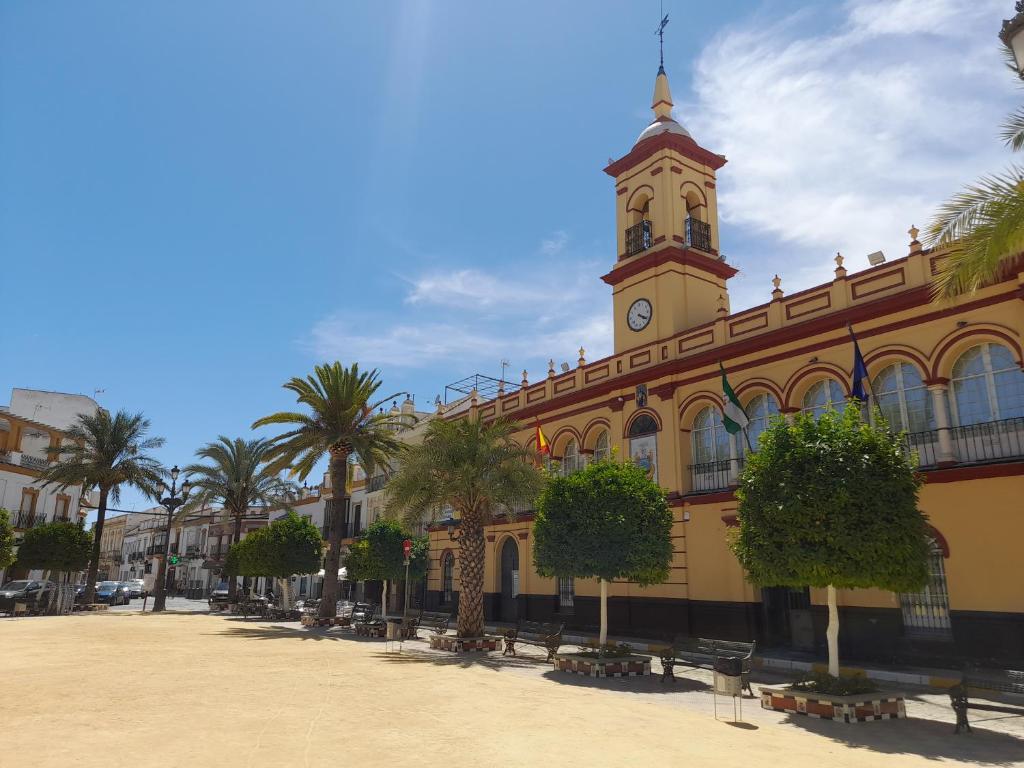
xmin=928 ymin=49 xmax=1024 ymax=299
xmin=183 ymin=437 xmax=299 ymax=601
xmin=252 ymin=362 xmax=405 ymax=618
xmin=386 ymin=417 xmax=543 ymax=639
xmin=40 ymin=410 xmax=164 ymax=604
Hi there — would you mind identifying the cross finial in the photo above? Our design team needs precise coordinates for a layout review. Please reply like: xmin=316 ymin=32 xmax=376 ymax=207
xmin=655 ymin=3 xmax=669 ymax=70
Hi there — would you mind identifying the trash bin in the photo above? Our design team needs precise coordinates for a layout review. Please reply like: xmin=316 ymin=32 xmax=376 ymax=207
xmin=386 ymin=619 xmax=403 ymax=641
xmin=713 ymin=655 xmax=743 ymax=677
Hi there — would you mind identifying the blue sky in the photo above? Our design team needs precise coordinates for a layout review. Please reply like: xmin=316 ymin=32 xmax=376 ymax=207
xmin=1 ymin=0 xmax=1017 ymax=514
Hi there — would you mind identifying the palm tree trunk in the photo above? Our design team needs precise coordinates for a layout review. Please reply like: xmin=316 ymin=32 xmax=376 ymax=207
xmin=228 ymin=510 xmax=243 ymax=601
xmin=83 ymin=487 xmax=108 ymax=604
xmin=319 ymin=450 xmax=349 ymax=618
xmin=456 ymin=522 xmax=486 ymax=638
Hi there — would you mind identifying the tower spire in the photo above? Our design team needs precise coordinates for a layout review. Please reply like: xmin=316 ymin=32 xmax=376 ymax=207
xmin=655 ymin=6 xmax=669 ymax=72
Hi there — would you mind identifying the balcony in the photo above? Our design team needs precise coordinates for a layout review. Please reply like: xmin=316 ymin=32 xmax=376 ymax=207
xmin=186 ymin=544 xmax=201 ymax=557
xmin=20 ymin=454 xmax=48 ymax=471
xmin=685 ymin=217 xmax=712 ymax=252
xmin=146 ymin=543 xmax=166 ymax=556
xmin=950 ymin=417 xmax=1024 ymax=464
xmin=625 ymin=220 xmax=653 ymax=256
xmin=168 ymin=543 xmax=179 ymax=555
xmin=367 ymin=474 xmax=388 ymax=493
xmin=688 ymin=459 xmax=743 ymax=495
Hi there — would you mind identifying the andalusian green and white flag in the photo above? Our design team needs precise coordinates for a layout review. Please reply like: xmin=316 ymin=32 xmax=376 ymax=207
xmin=720 ymin=362 xmax=749 ymax=435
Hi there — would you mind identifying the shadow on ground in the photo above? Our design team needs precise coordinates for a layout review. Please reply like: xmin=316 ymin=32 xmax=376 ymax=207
xmin=540 ymin=667 xmax=712 ymax=696
xmin=784 ymin=713 xmax=1024 ymax=765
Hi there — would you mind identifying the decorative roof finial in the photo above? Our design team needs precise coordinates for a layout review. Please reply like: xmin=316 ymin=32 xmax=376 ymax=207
xmin=771 ymin=274 xmax=784 ymax=300
xmin=548 ymin=359 xmax=556 ymax=377
xmin=521 ymin=370 xmax=529 ymax=388
xmin=578 ymin=347 xmax=586 ymax=367
xmin=834 ymin=252 xmax=847 ymax=279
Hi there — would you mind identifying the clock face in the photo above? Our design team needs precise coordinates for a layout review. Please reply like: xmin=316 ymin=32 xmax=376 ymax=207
xmin=627 ymin=298 xmax=652 ymax=331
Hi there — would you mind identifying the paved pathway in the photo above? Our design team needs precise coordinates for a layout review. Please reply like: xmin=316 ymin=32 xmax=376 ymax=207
xmin=2 ymin=612 xmax=1022 ymax=768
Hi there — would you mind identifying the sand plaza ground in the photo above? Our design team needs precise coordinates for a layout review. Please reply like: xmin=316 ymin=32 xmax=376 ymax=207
xmin=2 ymin=610 xmax=1023 ymax=768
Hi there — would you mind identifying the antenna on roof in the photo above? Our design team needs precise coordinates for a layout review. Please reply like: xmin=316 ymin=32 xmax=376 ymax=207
xmin=655 ymin=3 xmax=669 ymax=69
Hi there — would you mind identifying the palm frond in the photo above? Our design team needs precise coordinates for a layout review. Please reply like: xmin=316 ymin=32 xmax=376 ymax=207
xmin=1001 ymin=107 xmax=1024 ymax=152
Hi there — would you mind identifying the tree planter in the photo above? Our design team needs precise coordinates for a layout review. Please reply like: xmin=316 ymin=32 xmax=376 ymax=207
xmin=760 ymin=686 xmax=906 ymax=723
xmin=300 ymin=615 xmax=350 ymax=628
xmin=554 ymin=653 xmax=652 ymax=678
xmin=429 ymin=635 xmax=499 ymax=653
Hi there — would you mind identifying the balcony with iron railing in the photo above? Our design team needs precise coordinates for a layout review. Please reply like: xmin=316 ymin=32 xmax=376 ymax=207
xmin=688 ymin=458 xmax=744 ymax=495
xmin=684 ymin=217 xmax=712 ymax=252
xmin=367 ymin=474 xmax=388 ymax=493
xmin=625 ymin=220 xmax=653 ymax=257
xmin=13 ymin=511 xmax=41 ymax=529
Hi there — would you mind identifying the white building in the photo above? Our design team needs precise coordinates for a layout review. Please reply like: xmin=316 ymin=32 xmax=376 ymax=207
xmin=0 ymin=389 xmax=98 ymax=584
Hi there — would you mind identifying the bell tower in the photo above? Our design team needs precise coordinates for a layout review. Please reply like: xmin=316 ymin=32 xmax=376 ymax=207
xmin=602 ymin=62 xmax=735 ymax=354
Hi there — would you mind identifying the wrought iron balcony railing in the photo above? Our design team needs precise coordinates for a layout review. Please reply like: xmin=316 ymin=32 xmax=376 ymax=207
xmin=20 ymin=454 xmax=48 ymax=471
xmin=13 ymin=511 xmax=38 ymax=528
xmin=367 ymin=474 xmax=388 ymax=493
xmin=950 ymin=417 xmax=1024 ymax=464
xmin=685 ymin=217 xmax=712 ymax=252
xmin=625 ymin=220 xmax=653 ymax=256
xmin=688 ymin=458 xmax=743 ymax=494
xmin=903 ymin=430 xmax=940 ymax=468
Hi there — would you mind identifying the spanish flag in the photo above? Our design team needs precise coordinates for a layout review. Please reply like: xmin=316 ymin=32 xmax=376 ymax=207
xmin=536 ymin=422 xmax=550 ymax=454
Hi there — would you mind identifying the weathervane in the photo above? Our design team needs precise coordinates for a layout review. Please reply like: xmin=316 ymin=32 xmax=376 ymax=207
xmin=655 ymin=3 xmax=669 ymax=69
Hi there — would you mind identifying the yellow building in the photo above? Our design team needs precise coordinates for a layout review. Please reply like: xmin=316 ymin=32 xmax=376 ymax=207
xmin=424 ymin=64 xmax=1024 ymax=665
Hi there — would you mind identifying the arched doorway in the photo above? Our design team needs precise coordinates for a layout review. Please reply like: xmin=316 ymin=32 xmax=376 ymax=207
xmin=499 ymin=538 xmax=519 ymax=622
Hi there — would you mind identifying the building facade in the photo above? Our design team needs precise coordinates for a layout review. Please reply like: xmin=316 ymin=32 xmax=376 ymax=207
xmin=423 ymin=66 xmax=1024 ymax=666
xmin=0 ymin=389 xmax=96 ymax=583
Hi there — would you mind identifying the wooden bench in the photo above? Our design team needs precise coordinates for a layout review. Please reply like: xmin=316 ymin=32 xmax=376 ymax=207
xmin=659 ymin=636 xmax=756 ymax=694
xmin=503 ymin=620 xmax=564 ymax=661
xmin=949 ymin=668 xmax=1024 ymax=734
xmin=404 ymin=609 xmax=453 ymax=639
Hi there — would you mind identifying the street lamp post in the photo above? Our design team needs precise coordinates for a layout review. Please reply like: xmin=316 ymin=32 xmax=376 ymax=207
xmin=1000 ymin=2 xmax=1024 ymax=77
xmin=151 ymin=465 xmax=192 ymax=613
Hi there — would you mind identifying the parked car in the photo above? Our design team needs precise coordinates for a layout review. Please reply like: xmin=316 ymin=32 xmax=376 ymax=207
xmin=124 ymin=579 xmax=146 ymax=598
xmin=94 ymin=581 xmax=130 ymax=606
xmin=0 ymin=580 xmax=55 ymax=612
xmin=208 ymin=582 xmax=231 ymax=606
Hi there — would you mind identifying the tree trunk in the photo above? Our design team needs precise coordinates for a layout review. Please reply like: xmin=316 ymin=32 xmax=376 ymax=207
xmin=83 ymin=487 xmax=108 ymax=605
xmin=151 ymin=508 xmax=174 ymax=612
xmin=319 ymin=450 xmax=349 ymax=618
xmin=456 ymin=522 xmax=485 ymax=638
xmin=826 ymin=584 xmax=840 ymax=677
xmin=228 ymin=510 xmax=243 ymax=601
xmin=382 ymin=579 xmax=389 ymax=617
xmin=599 ymin=578 xmax=608 ymax=652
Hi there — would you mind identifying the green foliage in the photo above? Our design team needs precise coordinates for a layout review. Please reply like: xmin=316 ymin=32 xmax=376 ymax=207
xmin=224 ymin=543 xmax=242 ymax=578
xmin=791 ymin=672 xmax=878 ymax=696
xmin=16 ymin=521 xmax=92 ymax=573
xmin=576 ymin=642 xmax=636 ymax=659
xmin=183 ymin=436 xmax=298 ymax=525
xmin=342 ymin=518 xmax=427 ymax=582
xmin=732 ymin=406 xmax=930 ymax=593
xmin=533 ymin=460 xmax=673 ymax=586
xmin=927 ymin=52 xmax=1024 ymax=299
xmin=231 ymin=512 xmax=323 ymax=578
xmin=251 ymin=362 xmax=406 ymax=483
xmin=40 ymin=409 xmax=165 ymax=500
xmin=0 ymin=509 xmax=15 ymax=570
xmin=386 ymin=417 xmax=544 ymax=526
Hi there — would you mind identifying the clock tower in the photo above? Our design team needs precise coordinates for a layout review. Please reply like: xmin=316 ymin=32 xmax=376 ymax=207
xmin=602 ymin=64 xmax=736 ymax=353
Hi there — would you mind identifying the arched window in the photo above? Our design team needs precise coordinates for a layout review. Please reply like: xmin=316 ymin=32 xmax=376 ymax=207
xmin=593 ymin=430 xmax=610 ymax=462
xmin=562 ymin=439 xmax=581 ymax=475
xmin=951 ymin=343 xmax=1024 ymax=425
xmin=899 ymin=538 xmax=951 ymax=638
xmin=872 ymin=363 xmax=934 ymax=433
xmin=801 ymin=378 xmax=846 ymax=419
xmin=442 ymin=552 xmax=454 ymax=605
xmin=691 ymin=407 xmax=730 ymax=464
xmin=627 ymin=413 xmax=659 ymax=482
xmin=741 ymin=393 xmax=779 ymax=453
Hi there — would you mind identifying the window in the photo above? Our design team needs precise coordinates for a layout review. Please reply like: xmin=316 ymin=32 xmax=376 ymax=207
xmin=801 ymin=378 xmax=846 ymax=419
xmin=557 ymin=576 xmax=575 ymax=610
xmin=899 ymin=538 xmax=952 ymax=639
xmin=55 ymin=496 xmax=70 ymax=521
xmin=741 ymin=393 xmax=779 ymax=454
xmin=691 ymin=407 xmax=730 ymax=465
xmin=951 ymin=343 xmax=1024 ymax=425
xmin=593 ymin=430 xmax=610 ymax=462
xmin=442 ymin=552 xmax=454 ymax=605
xmin=627 ymin=414 xmax=659 ymax=482
xmin=562 ymin=440 xmax=581 ymax=475
xmin=872 ymin=363 xmax=934 ymax=433
xmin=352 ymin=503 xmax=362 ymax=534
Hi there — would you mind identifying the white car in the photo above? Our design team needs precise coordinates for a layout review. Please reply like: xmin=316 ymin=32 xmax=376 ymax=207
xmin=124 ymin=579 xmax=146 ymax=598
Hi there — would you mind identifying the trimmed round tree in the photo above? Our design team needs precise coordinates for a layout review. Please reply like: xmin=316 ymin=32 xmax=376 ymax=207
xmin=533 ymin=460 xmax=673 ymax=649
xmin=732 ymin=405 xmax=930 ymax=676
xmin=234 ymin=512 xmax=322 ymax=605
xmin=0 ymin=509 xmax=15 ymax=573
xmin=343 ymin=518 xmax=428 ymax=613
xmin=16 ymin=521 xmax=92 ymax=613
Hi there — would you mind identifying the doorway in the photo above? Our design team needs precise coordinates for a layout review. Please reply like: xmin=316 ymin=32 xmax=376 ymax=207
xmin=499 ymin=538 xmax=519 ymax=622
xmin=762 ymin=586 xmax=815 ymax=651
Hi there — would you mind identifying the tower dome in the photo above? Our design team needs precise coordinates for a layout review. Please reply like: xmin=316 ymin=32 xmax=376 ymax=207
xmin=634 ymin=65 xmax=692 ymax=146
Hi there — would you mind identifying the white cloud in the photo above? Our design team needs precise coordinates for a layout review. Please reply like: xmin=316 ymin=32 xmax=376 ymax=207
xmin=686 ymin=0 xmax=1016 ymax=307
xmin=540 ymin=230 xmax=569 ymax=255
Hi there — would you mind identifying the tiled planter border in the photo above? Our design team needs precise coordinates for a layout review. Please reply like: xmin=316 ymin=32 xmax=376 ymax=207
xmin=554 ymin=653 xmax=652 ymax=678
xmin=300 ymin=615 xmax=351 ymax=628
xmin=429 ymin=635 xmax=499 ymax=653
xmin=760 ymin=686 xmax=906 ymax=723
